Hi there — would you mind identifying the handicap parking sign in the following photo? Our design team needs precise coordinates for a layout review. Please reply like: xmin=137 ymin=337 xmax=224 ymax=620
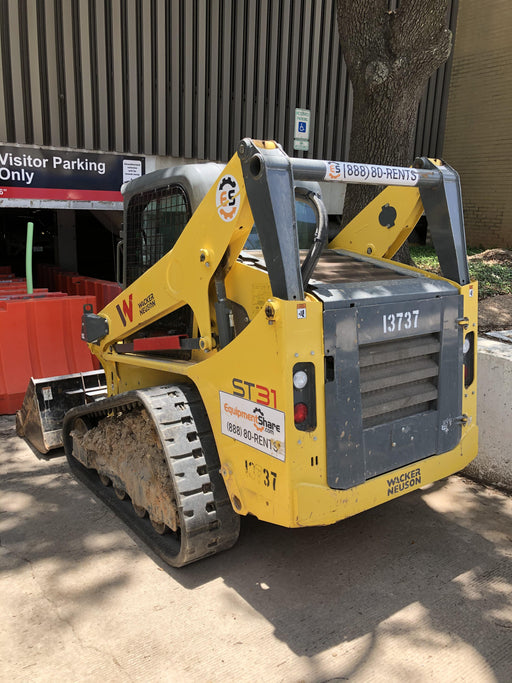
xmin=294 ymin=108 xmax=311 ymax=151
xmin=294 ymin=108 xmax=310 ymax=140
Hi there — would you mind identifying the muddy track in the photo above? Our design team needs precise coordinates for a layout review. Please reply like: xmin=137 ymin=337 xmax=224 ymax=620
xmin=62 ymin=384 xmax=240 ymax=567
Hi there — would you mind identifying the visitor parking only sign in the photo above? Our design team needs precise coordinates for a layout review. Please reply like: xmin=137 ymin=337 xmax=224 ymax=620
xmin=0 ymin=144 xmax=145 ymax=208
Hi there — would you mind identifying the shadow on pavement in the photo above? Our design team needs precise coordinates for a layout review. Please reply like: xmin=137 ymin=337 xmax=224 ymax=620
xmin=2 ymin=414 xmax=511 ymax=680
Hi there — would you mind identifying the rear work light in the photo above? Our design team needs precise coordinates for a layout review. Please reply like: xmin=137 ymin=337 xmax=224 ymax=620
xmin=293 ymin=370 xmax=308 ymax=390
xmin=293 ymin=362 xmax=316 ymax=431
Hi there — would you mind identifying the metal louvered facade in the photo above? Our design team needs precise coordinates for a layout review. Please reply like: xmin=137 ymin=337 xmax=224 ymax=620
xmin=0 ymin=0 xmax=457 ymax=163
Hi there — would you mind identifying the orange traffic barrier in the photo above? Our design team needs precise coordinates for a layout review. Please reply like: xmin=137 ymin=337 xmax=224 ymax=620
xmin=35 ymin=264 xmax=122 ymax=311
xmin=70 ymin=276 xmax=121 ymax=311
xmin=97 ymin=280 xmax=122 ymax=309
xmin=55 ymin=270 xmax=78 ymax=293
xmin=35 ymin=263 xmax=51 ymax=288
xmin=0 ymin=282 xmax=48 ymax=294
xmin=0 ymin=292 xmax=67 ymax=301
xmin=0 ymin=295 xmax=97 ymax=414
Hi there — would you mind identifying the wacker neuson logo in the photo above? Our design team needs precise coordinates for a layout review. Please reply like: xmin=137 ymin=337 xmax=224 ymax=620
xmin=387 ymin=468 xmax=421 ymax=496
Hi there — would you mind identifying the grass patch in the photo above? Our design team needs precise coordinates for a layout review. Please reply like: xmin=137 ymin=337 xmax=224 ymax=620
xmin=409 ymin=245 xmax=512 ymax=299
xmin=409 ymin=245 xmax=440 ymax=272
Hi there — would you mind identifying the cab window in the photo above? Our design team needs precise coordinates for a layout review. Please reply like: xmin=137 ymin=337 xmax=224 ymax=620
xmin=126 ymin=185 xmax=191 ymax=285
xmin=244 ymin=194 xmax=317 ymax=250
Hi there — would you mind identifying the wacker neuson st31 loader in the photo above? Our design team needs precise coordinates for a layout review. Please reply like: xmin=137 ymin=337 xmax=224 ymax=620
xmin=17 ymin=139 xmax=478 ymax=566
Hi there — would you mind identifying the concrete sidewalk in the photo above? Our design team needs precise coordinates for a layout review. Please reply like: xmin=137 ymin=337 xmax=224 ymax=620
xmin=1 ymin=414 xmax=511 ymax=682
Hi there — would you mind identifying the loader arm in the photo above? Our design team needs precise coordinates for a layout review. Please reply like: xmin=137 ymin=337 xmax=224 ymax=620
xmin=328 ymin=185 xmax=424 ymax=258
xmin=82 ymin=139 xmax=470 ymax=398
xmin=89 ymin=153 xmax=255 ymax=355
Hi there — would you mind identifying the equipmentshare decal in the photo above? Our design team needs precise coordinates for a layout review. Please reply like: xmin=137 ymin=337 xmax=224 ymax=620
xmin=324 ymin=161 xmax=419 ymax=186
xmin=220 ymin=391 xmax=285 ymax=460
xmin=216 ymin=175 xmax=240 ymax=221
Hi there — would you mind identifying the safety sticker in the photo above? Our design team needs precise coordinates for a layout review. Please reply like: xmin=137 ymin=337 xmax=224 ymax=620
xmin=297 ymin=303 xmax=306 ymax=319
xmin=216 ymin=175 xmax=241 ymax=221
xmin=324 ymin=161 xmax=420 ymax=186
xmin=220 ymin=391 xmax=285 ymax=461
xmin=42 ymin=386 xmax=53 ymax=402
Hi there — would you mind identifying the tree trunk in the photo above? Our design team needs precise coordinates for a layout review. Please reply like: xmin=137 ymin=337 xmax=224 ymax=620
xmin=336 ymin=0 xmax=452 ymax=262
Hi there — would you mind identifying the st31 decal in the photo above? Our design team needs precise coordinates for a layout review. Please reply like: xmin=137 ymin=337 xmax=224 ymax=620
xmin=232 ymin=377 xmax=277 ymax=408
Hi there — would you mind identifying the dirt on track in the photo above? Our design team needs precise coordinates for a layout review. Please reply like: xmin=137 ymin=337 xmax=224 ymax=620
xmin=76 ymin=407 xmax=178 ymax=529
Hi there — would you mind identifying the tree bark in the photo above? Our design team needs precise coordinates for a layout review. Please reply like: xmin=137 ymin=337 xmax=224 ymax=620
xmin=336 ymin=0 xmax=452 ymax=262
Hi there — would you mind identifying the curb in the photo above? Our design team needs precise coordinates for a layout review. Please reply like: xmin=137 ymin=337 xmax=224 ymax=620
xmin=462 ymin=335 xmax=512 ymax=491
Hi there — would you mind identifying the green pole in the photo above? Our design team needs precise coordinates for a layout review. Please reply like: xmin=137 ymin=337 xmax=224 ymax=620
xmin=26 ymin=221 xmax=34 ymax=294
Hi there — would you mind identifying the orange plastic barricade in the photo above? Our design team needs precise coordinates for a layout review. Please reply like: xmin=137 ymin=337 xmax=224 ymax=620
xmin=33 ymin=265 xmax=122 ymax=311
xmin=74 ymin=277 xmax=121 ymax=311
xmin=35 ymin=263 xmax=51 ymax=288
xmin=55 ymin=270 xmax=78 ymax=293
xmin=0 ymin=295 xmax=97 ymax=414
xmin=94 ymin=280 xmax=122 ymax=310
xmin=70 ymin=276 xmax=84 ymax=295
xmin=0 ymin=292 xmax=65 ymax=301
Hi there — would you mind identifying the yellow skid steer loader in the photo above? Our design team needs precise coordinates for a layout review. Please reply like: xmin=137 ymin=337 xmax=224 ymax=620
xmin=17 ymin=139 xmax=478 ymax=566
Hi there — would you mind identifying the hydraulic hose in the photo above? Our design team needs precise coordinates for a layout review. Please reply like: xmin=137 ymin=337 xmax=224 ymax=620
xmin=298 ymin=189 xmax=329 ymax=288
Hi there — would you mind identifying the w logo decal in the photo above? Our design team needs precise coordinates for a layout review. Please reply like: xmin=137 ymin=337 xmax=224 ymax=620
xmin=116 ymin=294 xmax=133 ymax=326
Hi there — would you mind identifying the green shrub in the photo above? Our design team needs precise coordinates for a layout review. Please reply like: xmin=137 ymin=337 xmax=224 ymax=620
xmin=409 ymin=246 xmax=512 ymax=299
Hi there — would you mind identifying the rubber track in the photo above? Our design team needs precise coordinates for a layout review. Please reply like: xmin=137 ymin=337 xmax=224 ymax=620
xmin=62 ymin=384 xmax=240 ymax=567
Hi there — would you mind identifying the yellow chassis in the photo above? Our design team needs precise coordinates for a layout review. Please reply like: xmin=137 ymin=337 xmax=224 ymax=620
xmin=89 ymin=147 xmax=478 ymax=528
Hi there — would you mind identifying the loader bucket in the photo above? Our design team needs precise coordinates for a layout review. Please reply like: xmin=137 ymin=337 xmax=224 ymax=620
xmin=16 ymin=370 xmax=107 ymax=454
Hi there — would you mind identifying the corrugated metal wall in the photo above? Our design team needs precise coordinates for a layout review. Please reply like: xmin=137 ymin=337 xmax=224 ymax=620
xmin=0 ymin=0 xmax=456 ymax=162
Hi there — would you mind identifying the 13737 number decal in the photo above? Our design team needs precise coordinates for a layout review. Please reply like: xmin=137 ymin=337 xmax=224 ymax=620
xmin=245 ymin=460 xmax=277 ymax=491
xmin=383 ymin=309 xmax=419 ymax=334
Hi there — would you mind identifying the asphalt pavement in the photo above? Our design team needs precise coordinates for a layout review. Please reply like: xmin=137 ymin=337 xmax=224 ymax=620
xmin=1 ymin=414 xmax=511 ymax=682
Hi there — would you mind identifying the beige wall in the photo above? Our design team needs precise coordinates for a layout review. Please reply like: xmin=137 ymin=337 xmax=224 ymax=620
xmin=443 ymin=1 xmax=512 ymax=247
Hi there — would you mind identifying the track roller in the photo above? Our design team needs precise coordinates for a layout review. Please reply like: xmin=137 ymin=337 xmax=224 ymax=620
xmin=133 ymin=503 xmax=146 ymax=518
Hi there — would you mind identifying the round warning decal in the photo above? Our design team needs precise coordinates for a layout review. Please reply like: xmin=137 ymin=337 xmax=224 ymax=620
xmin=216 ymin=175 xmax=240 ymax=221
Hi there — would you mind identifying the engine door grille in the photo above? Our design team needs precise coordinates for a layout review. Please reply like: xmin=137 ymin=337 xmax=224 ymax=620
xmin=324 ymin=293 xmax=463 ymax=490
xmin=359 ymin=334 xmax=440 ymax=429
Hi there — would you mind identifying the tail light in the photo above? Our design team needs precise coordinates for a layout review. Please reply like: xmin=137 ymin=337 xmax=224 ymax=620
xmin=463 ymin=331 xmax=475 ymax=388
xmin=294 ymin=402 xmax=308 ymax=423
xmin=293 ymin=362 xmax=316 ymax=431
